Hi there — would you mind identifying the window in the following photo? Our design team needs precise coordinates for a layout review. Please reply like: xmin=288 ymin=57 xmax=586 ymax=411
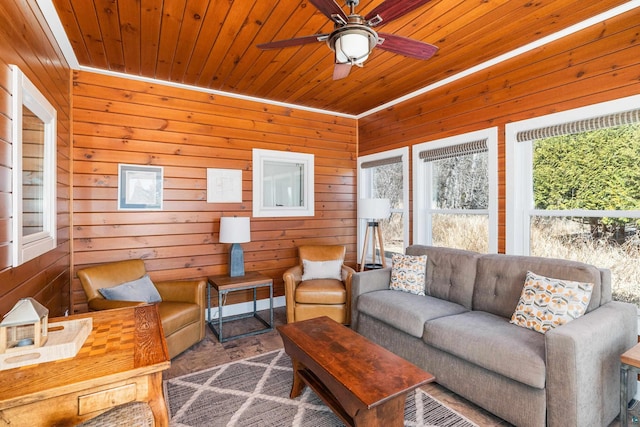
xmin=413 ymin=128 xmax=498 ymax=253
xmin=358 ymin=147 xmax=409 ymax=261
xmin=506 ymin=94 xmax=640 ymax=306
xmin=11 ymin=65 xmax=57 ymax=266
xmin=252 ymin=149 xmax=314 ymax=217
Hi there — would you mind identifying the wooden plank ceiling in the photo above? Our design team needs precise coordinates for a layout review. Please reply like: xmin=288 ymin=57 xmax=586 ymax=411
xmin=52 ymin=0 xmax=628 ymax=116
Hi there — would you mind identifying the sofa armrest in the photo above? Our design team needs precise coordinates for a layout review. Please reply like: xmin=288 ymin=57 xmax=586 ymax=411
xmin=350 ymin=268 xmax=392 ymax=331
xmin=342 ymin=265 xmax=356 ymax=324
xmin=88 ymin=298 xmax=145 ymax=311
xmin=341 ymin=265 xmax=356 ymax=283
xmin=283 ymin=265 xmax=302 ymax=284
xmin=155 ymin=279 xmax=206 ymax=306
xmin=283 ymin=265 xmax=302 ymax=323
xmin=545 ymin=301 xmax=637 ymax=426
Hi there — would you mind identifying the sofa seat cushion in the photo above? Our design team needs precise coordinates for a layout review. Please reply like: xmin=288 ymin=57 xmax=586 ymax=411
xmin=357 ymin=290 xmax=468 ymax=338
xmin=295 ymin=279 xmax=346 ymax=304
xmin=425 ymin=311 xmax=546 ymax=389
xmin=158 ymin=301 xmax=201 ymax=336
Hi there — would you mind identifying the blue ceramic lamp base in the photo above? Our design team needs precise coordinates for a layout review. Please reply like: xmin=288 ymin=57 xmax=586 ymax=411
xmin=229 ymin=243 xmax=245 ymax=277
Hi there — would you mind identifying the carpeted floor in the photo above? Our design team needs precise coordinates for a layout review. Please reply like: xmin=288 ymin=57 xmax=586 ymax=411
xmin=164 ymin=348 xmax=478 ymax=427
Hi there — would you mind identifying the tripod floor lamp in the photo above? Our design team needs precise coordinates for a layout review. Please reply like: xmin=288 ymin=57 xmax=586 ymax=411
xmin=358 ymin=198 xmax=391 ymax=272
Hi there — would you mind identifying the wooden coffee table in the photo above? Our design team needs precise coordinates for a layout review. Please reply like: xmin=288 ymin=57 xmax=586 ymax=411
xmin=277 ymin=316 xmax=435 ymax=427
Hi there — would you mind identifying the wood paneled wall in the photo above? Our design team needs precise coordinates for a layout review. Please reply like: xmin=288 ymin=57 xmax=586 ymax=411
xmin=2 ymin=1 xmax=635 ymax=317
xmin=358 ymin=8 xmax=640 ymax=253
xmin=71 ymin=71 xmax=357 ymax=313
xmin=0 ymin=0 xmax=71 ymax=317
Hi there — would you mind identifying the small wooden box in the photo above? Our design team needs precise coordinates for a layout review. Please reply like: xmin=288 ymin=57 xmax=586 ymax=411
xmin=0 ymin=318 xmax=92 ymax=370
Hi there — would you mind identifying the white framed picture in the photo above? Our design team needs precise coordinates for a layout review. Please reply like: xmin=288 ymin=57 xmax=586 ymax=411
xmin=207 ymin=168 xmax=242 ymax=203
xmin=118 ymin=164 xmax=164 ymax=210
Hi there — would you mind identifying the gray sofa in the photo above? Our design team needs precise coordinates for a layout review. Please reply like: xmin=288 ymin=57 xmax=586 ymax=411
xmin=351 ymin=245 xmax=637 ymax=427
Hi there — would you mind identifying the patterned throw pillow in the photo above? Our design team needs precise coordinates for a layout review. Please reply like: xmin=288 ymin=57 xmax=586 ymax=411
xmin=510 ymin=271 xmax=594 ymax=334
xmin=389 ymin=254 xmax=427 ymax=296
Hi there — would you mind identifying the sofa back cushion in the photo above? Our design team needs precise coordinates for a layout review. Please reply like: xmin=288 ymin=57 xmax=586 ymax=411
xmin=406 ymin=245 xmax=479 ymax=310
xmin=474 ymin=254 xmax=604 ymax=319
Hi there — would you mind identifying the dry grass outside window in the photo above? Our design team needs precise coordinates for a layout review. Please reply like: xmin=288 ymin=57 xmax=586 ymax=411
xmin=530 ymin=217 xmax=640 ymax=307
xmin=430 ymin=215 xmax=640 ymax=307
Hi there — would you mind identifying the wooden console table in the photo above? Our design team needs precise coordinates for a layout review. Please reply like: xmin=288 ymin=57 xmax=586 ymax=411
xmin=0 ymin=305 xmax=170 ymax=426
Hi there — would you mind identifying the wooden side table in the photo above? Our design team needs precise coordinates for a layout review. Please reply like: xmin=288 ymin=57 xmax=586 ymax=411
xmin=620 ymin=343 xmax=640 ymax=426
xmin=207 ymin=271 xmax=273 ymax=342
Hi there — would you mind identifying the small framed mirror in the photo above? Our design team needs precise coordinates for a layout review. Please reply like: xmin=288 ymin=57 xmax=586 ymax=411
xmin=252 ymin=149 xmax=314 ymax=217
xmin=11 ymin=65 xmax=57 ymax=266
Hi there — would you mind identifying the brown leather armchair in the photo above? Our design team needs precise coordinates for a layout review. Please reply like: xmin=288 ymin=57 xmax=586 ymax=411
xmin=77 ymin=259 xmax=206 ymax=359
xmin=283 ymin=245 xmax=355 ymax=325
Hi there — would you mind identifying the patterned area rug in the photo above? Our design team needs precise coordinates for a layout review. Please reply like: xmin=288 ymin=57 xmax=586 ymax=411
xmin=164 ymin=349 xmax=478 ymax=427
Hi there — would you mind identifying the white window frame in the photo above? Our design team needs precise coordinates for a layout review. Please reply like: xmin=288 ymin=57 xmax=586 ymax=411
xmin=252 ymin=148 xmax=314 ymax=217
xmin=506 ymin=93 xmax=640 ymax=255
xmin=357 ymin=147 xmax=409 ymax=262
xmin=11 ymin=65 xmax=57 ymax=266
xmin=412 ymin=128 xmax=498 ymax=253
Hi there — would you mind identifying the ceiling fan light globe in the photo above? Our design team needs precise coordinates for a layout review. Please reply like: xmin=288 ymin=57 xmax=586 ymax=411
xmin=335 ymin=33 xmax=370 ymax=64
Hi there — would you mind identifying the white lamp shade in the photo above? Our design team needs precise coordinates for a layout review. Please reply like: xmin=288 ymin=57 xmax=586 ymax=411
xmin=358 ymin=198 xmax=391 ymax=220
xmin=335 ymin=33 xmax=370 ymax=64
xmin=219 ymin=216 xmax=251 ymax=243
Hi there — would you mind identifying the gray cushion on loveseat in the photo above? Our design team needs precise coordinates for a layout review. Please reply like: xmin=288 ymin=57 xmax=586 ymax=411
xmin=473 ymin=254 xmax=604 ymax=319
xmin=425 ymin=310 xmax=546 ymax=389
xmin=407 ymin=245 xmax=480 ymax=310
xmin=357 ymin=290 xmax=468 ymax=338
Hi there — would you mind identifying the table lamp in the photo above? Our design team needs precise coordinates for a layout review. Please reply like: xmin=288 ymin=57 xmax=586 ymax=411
xmin=219 ymin=216 xmax=251 ymax=277
xmin=357 ymin=198 xmax=391 ymax=271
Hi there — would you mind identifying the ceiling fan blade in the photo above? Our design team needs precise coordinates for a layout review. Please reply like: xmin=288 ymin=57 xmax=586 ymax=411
xmin=365 ymin=0 xmax=432 ymax=27
xmin=257 ymin=34 xmax=329 ymax=50
xmin=333 ymin=63 xmax=352 ymax=80
xmin=309 ymin=0 xmax=347 ymax=23
xmin=377 ymin=33 xmax=438 ymax=60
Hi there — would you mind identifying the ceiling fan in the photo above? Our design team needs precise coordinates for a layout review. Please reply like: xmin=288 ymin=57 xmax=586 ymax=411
xmin=257 ymin=0 xmax=438 ymax=80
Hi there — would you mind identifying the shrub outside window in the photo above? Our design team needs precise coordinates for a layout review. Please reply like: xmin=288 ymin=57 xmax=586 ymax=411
xmin=506 ymin=94 xmax=640 ymax=306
